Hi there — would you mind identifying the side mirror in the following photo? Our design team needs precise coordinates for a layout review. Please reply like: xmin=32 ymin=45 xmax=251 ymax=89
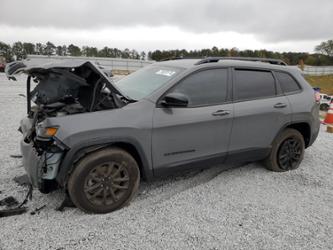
xmin=161 ymin=93 xmax=189 ymax=107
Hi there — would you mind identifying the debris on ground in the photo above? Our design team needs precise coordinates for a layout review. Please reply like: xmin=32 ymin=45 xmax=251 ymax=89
xmin=0 ymin=207 xmax=28 ymax=218
xmin=30 ymin=205 xmax=46 ymax=215
xmin=10 ymin=154 xmax=22 ymax=159
xmin=13 ymin=174 xmax=30 ymax=186
xmin=0 ymin=196 xmax=19 ymax=207
xmin=0 ymin=183 xmax=33 ymax=218
xmin=18 ymin=184 xmax=33 ymax=208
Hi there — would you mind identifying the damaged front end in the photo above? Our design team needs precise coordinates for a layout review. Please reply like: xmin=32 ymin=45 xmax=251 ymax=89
xmin=7 ymin=60 xmax=131 ymax=193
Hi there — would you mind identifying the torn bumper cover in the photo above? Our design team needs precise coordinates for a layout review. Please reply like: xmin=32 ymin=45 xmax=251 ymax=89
xmin=19 ymin=117 xmax=66 ymax=193
xmin=20 ymin=139 xmax=46 ymax=189
xmin=20 ymin=140 xmax=63 ymax=190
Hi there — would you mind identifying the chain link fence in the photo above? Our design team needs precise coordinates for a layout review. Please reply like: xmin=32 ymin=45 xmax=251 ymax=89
xmin=301 ymin=65 xmax=333 ymax=76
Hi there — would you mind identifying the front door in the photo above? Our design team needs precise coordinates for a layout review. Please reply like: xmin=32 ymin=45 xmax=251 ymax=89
xmin=152 ymin=68 xmax=233 ymax=174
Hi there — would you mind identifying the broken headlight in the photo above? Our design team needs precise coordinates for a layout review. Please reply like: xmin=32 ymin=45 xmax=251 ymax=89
xmin=36 ymin=125 xmax=59 ymax=138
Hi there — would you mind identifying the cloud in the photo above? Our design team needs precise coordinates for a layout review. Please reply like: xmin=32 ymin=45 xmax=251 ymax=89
xmin=0 ymin=25 xmax=322 ymax=53
xmin=1 ymin=0 xmax=332 ymax=42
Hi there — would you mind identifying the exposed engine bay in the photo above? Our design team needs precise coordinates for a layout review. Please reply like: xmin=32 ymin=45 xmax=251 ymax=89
xmin=26 ymin=63 xmax=127 ymax=119
xmin=7 ymin=61 xmax=131 ymax=141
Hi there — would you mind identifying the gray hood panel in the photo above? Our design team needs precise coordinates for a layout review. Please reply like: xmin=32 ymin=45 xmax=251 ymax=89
xmin=5 ymin=60 xmax=124 ymax=98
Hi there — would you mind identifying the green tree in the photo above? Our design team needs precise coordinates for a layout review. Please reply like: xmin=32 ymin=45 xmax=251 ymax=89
xmin=67 ymin=44 xmax=81 ymax=56
xmin=304 ymin=55 xmax=317 ymax=65
xmin=140 ymin=51 xmax=146 ymax=60
xmin=56 ymin=46 xmax=63 ymax=56
xmin=98 ymin=46 xmax=111 ymax=57
xmin=113 ymin=48 xmax=122 ymax=58
xmin=150 ymin=50 xmax=162 ymax=61
xmin=130 ymin=49 xmax=139 ymax=59
xmin=212 ymin=46 xmax=219 ymax=55
xmin=0 ymin=41 xmax=12 ymax=62
xmin=82 ymin=46 xmax=98 ymax=57
xmin=45 ymin=41 xmax=56 ymax=55
xmin=35 ymin=43 xmax=45 ymax=55
xmin=315 ymin=39 xmax=333 ymax=57
xmin=228 ymin=47 xmax=239 ymax=57
xmin=62 ymin=45 xmax=67 ymax=56
xmin=23 ymin=42 xmax=35 ymax=55
xmin=121 ymin=48 xmax=130 ymax=59
xmin=12 ymin=41 xmax=25 ymax=60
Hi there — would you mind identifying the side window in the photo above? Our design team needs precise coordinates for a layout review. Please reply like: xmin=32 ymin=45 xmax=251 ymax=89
xmin=275 ymin=72 xmax=301 ymax=93
xmin=234 ymin=69 xmax=276 ymax=101
xmin=171 ymin=68 xmax=228 ymax=107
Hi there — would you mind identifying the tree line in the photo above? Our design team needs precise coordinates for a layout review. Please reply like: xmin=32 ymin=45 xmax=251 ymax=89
xmin=0 ymin=41 xmax=146 ymax=62
xmin=0 ymin=39 xmax=332 ymax=66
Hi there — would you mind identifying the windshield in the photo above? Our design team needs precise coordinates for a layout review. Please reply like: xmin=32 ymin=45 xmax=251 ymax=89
xmin=114 ymin=66 xmax=183 ymax=100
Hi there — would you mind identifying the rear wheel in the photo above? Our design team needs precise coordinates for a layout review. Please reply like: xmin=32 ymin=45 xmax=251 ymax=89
xmin=264 ymin=129 xmax=305 ymax=172
xmin=68 ymin=147 xmax=140 ymax=213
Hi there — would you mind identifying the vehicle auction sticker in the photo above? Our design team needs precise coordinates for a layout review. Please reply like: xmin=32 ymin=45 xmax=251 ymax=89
xmin=155 ymin=70 xmax=176 ymax=77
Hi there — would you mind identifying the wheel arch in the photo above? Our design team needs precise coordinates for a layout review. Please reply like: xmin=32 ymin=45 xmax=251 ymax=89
xmin=285 ymin=122 xmax=311 ymax=148
xmin=56 ymin=139 xmax=153 ymax=188
xmin=274 ymin=122 xmax=311 ymax=148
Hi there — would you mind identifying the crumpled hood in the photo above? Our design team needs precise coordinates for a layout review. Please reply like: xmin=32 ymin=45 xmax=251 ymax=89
xmin=5 ymin=59 xmax=125 ymax=98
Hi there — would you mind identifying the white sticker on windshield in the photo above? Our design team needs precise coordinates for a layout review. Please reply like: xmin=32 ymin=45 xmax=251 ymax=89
xmin=155 ymin=70 xmax=176 ymax=77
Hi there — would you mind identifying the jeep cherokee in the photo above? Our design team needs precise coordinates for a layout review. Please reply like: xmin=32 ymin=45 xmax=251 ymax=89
xmin=6 ymin=57 xmax=320 ymax=213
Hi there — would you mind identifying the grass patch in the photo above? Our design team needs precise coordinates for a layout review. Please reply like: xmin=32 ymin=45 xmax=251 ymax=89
xmin=305 ymin=75 xmax=333 ymax=95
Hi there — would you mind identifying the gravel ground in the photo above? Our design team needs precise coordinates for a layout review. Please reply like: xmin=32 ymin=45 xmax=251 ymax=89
xmin=0 ymin=73 xmax=332 ymax=250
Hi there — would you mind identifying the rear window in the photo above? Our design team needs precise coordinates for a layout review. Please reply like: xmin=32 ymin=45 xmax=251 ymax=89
xmin=234 ymin=69 xmax=276 ymax=101
xmin=275 ymin=72 xmax=301 ymax=93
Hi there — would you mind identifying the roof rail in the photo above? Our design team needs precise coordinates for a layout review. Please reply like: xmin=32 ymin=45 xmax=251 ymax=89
xmin=195 ymin=57 xmax=287 ymax=66
xmin=160 ymin=56 xmax=184 ymax=62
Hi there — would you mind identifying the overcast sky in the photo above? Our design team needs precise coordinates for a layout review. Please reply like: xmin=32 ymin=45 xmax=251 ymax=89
xmin=1 ymin=0 xmax=332 ymax=52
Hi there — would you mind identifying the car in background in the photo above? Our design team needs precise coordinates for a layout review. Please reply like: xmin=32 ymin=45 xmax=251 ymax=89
xmin=0 ymin=62 xmax=6 ymax=72
xmin=319 ymin=93 xmax=333 ymax=111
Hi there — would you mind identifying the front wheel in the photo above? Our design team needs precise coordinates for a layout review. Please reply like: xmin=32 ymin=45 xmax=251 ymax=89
xmin=68 ymin=147 xmax=140 ymax=213
xmin=264 ymin=129 xmax=305 ymax=172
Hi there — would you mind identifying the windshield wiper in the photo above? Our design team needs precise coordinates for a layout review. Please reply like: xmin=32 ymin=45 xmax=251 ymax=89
xmin=125 ymin=96 xmax=137 ymax=103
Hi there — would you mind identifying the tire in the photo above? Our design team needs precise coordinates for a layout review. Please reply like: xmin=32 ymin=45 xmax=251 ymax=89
xmin=320 ymin=103 xmax=329 ymax=111
xmin=68 ymin=147 xmax=140 ymax=213
xmin=264 ymin=128 xmax=305 ymax=172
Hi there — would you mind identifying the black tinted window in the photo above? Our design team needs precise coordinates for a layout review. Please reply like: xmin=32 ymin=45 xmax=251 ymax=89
xmin=275 ymin=72 xmax=301 ymax=93
xmin=234 ymin=69 xmax=276 ymax=100
xmin=172 ymin=69 xmax=228 ymax=106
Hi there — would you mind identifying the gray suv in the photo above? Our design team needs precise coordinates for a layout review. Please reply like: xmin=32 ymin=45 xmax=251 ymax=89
xmin=6 ymin=57 xmax=320 ymax=213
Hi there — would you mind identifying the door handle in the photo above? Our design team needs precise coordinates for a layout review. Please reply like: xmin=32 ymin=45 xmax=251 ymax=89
xmin=212 ymin=110 xmax=230 ymax=116
xmin=274 ymin=103 xmax=287 ymax=108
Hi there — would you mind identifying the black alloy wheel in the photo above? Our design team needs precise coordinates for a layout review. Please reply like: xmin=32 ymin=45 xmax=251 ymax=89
xmin=68 ymin=147 xmax=140 ymax=213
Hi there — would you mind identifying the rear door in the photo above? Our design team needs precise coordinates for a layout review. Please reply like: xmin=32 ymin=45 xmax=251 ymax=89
xmin=228 ymin=68 xmax=292 ymax=159
xmin=152 ymin=68 xmax=233 ymax=173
